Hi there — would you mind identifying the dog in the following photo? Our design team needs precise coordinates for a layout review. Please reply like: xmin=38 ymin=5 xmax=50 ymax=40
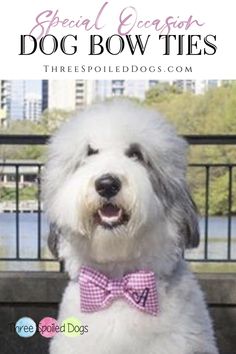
xmin=43 ymin=100 xmax=219 ymax=354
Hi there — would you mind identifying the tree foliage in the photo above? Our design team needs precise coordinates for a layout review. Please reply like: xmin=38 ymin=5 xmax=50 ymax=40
xmin=144 ymin=82 xmax=236 ymax=215
xmin=40 ymin=109 xmax=73 ymax=133
xmin=0 ymin=109 xmax=73 ymax=160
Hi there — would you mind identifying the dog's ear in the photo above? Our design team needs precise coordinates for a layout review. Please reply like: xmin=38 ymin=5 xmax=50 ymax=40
xmin=47 ymin=223 xmax=60 ymax=258
xmin=149 ymin=167 xmax=200 ymax=249
xmin=177 ymin=186 xmax=200 ymax=249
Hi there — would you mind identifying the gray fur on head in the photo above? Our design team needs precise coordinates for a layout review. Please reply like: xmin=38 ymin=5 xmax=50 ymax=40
xmin=149 ymin=166 xmax=200 ymax=249
xmin=47 ymin=223 xmax=60 ymax=258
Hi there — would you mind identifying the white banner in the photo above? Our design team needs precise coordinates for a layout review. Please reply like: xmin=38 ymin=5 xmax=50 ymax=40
xmin=0 ymin=0 xmax=234 ymax=79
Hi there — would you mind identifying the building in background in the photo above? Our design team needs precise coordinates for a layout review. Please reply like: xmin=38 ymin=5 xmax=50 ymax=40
xmin=93 ymin=80 xmax=159 ymax=101
xmin=0 ymin=79 xmax=226 ymax=123
xmin=194 ymin=80 xmax=222 ymax=94
xmin=42 ymin=80 xmax=76 ymax=111
xmin=173 ymin=80 xmax=196 ymax=93
xmin=42 ymin=80 xmax=95 ymax=111
xmin=0 ymin=80 xmax=9 ymax=112
xmin=0 ymin=80 xmax=9 ymax=126
xmin=8 ymin=81 xmax=25 ymax=120
xmin=0 ymin=80 xmax=42 ymax=122
xmin=24 ymin=93 xmax=42 ymax=121
xmin=173 ymin=80 xmax=222 ymax=94
xmin=41 ymin=80 xmax=160 ymax=111
xmin=75 ymin=80 xmax=95 ymax=109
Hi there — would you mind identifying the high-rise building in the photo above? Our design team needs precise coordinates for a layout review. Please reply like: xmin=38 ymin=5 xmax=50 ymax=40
xmin=93 ymin=80 xmax=159 ymax=102
xmin=194 ymin=80 xmax=222 ymax=94
xmin=0 ymin=80 xmax=42 ymax=121
xmin=24 ymin=93 xmax=42 ymax=121
xmin=42 ymin=80 xmax=95 ymax=112
xmin=173 ymin=80 xmax=196 ymax=93
xmin=0 ymin=80 xmax=10 ymax=125
xmin=39 ymin=79 xmax=227 ymax=117
xmin=173 ymin=80 xmax=222 ymax=94
xmin=42 ymin=80 xmax=76 ymax=111
xmin=0 ymin=80 xmax=9 ymax=111
xmin=42 ymin=80 xmax=161 ymax=112
xmin=8 ymin=81 xmax=26 ymax=120
xmin=75 ymin=80 xmax=95 ymax=109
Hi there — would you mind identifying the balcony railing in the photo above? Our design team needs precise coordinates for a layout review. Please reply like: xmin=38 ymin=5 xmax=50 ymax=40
xmin=0 ymin=134 xmax=236 ymax=271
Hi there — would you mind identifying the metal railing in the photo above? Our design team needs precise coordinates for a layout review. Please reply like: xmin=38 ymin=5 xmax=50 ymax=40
xmin=188 ymin=163 xmax=236 ymax=263
xmin=0 ymin=135 xmax=236 ymax=271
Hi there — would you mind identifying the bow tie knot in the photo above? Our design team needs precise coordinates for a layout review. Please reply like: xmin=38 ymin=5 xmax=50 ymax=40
xmin=79 ymin=266 xmax=159 ymax=316
xmin=107 ymin=279 xmax=125 ymax=296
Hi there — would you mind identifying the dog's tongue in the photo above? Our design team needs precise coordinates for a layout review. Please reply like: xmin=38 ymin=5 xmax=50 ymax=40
xmin=99 ymin=204 xmax=121 ymax=217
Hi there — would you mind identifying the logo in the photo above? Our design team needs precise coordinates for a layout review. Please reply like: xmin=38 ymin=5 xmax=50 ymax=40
xmin=11 ymin=316 xmax=88 ymax=338
xmin=38 ymin=316 xmax=88 ymax=338
xmin=38 ymin=317 xmax=60 ymax=338
xmin=15 ymin=317 xmax=37 ymax=338
xmin=62 ymin=317 xmax=88 ymax=337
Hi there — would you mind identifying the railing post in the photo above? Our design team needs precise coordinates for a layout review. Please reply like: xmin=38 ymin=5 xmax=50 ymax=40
xmin=15 ymin=165 xmax=20 ymax=259
xmin=227 ymin=166 xmax=233 ymax=260
xmin=204 ymin=165 xmax=210 ymax=260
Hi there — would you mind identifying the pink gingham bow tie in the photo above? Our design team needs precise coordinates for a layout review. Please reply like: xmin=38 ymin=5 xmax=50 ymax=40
xmin=79 ymin=266 xmax=159 ymax=316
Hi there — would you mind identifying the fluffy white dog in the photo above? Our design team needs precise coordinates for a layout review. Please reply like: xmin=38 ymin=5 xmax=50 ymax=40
xmin=43 ymin=100 xmax=219 ymax=354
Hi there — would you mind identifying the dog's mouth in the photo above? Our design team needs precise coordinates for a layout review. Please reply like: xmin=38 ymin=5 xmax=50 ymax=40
xmin=94 ymin=203 xmax=129 ymax=229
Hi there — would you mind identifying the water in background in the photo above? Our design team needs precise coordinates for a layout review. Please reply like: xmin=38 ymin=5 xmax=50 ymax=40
xmin=0 ymin=213 xmax=49 ymax=259
xmin=0 ymin=213 xmax=236 ymax=268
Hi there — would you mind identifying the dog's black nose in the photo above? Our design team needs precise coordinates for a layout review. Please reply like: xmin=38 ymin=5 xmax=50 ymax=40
xmin=95 ymin=174 xmax=121 ymax=199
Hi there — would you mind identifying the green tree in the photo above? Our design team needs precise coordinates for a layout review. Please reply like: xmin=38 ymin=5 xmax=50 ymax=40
xmin=40 ymin=109 xmax=73 ymax=133
xmin=0 ymin=109 xmax=74 ymax=160
xmin=0 ymin=120 xmax=45 ymax=160
xmin=144 ymin=82 xmax=236 ymax=215
xmin=145 ymin=82 xmax=182 ymax=105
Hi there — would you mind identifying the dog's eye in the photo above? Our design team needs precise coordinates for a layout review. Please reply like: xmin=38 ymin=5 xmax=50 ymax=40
xmin=126 ymin=144 xmax=144 ymax=162
xmin=87 ymin=145 xmax=99 ymax=156
xmin=127 ymin=150 xmax=143 ymax=161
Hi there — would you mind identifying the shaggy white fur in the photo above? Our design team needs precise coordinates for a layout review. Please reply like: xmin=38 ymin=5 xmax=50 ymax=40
xmin=43 ymin=100 xmax=219 ymax=354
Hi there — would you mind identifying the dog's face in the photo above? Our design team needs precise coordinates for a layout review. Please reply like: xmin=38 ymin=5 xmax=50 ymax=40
xmin=44 ymin=101 xmax=199 ymax=265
